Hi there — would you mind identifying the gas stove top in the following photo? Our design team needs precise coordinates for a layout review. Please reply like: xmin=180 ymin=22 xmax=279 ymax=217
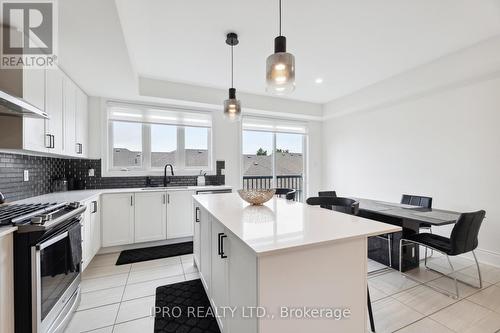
xmin=0 ymin=202 xmax=85 ymax=232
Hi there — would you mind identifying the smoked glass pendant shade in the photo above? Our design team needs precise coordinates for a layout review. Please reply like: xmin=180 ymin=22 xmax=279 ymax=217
xmin=266 ymin=36 xmax=295 ymax=94
xmin=223 ymin=88 xmax=241 ymax=121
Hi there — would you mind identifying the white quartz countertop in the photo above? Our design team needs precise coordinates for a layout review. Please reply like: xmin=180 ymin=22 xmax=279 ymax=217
xmin=193 ymin=193 xmax=401 ymax=256
xmin=10 ymin=185 xmax=232 ymax=205
xmin=0 ymin=185 xmax=230 ymax=238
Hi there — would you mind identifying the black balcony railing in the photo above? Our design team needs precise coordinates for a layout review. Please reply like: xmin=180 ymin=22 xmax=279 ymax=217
xmin=242 ymin=175 xmax=303 ymax=201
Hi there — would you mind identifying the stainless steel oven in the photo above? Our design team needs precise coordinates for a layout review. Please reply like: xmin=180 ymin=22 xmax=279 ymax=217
xmin=31 ymin=218 xmax=82 ymax=333
xmin=12 ymin=202 xmax=86 ymax=333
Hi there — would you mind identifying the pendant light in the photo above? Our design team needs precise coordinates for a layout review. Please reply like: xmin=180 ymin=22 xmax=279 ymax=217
xmin=266 ymin=0 xmax=295 ymax=94
xmin=224 ymin=32 xmax=241 ymax=121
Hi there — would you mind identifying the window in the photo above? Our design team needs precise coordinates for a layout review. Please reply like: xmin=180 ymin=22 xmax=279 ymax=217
xmin=151 ymin=124 xmax=177 ymax=168
xmin=111 ymin=121 xmax=143 ymax=168
xmin=242 ymin=117 xmax=307 ymax=200
xmin=107 ymin=103 xmax=212 ymax=174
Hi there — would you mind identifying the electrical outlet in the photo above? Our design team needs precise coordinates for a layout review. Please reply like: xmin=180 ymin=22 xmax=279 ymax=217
xmin=221 ymin=168 xmax=225 ymax=175
xmin=88 ymin=168 xmax=95 ymax=177
xmin=23 ymin=170 xmax=29 ymax=181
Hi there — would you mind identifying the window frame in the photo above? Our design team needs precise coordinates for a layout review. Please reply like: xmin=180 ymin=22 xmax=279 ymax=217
xmin=240 ymin=117 xmax=308 ymax=200
xmin=105 ymin=109 xmax=213 ymax=177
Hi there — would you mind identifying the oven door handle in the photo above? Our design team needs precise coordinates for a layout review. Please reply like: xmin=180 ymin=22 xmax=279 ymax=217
xmin=36 ymin=231 xmax=69 ymax=251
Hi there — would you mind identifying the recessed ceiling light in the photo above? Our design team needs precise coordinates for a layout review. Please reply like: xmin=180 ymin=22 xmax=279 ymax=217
xmin=315 ymin=78 xmax=323 ymax=84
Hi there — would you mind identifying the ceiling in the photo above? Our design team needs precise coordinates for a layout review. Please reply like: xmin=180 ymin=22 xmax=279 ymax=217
xmin=60 ymin=0 xmax=500 ymax=104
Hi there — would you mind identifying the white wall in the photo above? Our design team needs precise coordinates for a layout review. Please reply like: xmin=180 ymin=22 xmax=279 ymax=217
xmin=322 ymin=73 xmax=500 ymax=266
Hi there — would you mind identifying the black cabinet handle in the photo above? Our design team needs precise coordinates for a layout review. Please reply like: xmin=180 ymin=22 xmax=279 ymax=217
xmin=217 ymin=232 xmax=223 ymax=256
xmin=51 ymin=135 xmax=55 ymax=148
xmin=220 ymin=234 xmax=227 ymax=259
xmin=195 ymin=207 xmax=200 ymax=222
xmin=45 ymin=134 xmax=55 ymax=149
xmin=76 ymin=143 xmax=83 ymax=154
xmin=91 ymin=201 xmax=97 ymax=213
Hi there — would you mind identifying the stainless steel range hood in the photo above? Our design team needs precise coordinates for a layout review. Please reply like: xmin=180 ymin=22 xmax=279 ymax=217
xmin=0 ymin=89 xmax=48 ymax=118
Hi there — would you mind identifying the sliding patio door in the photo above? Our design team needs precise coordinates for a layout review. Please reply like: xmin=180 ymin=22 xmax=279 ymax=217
xmin=241 ymin=117 xmax=307 ymax=201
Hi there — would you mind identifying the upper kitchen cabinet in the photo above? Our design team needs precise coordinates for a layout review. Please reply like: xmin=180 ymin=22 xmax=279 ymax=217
xmin=45 ymin=68 xmax=64 ymax=154
xmin=0 ymin=64 xmax=89 ymax=158
xmin=62 ymin=73 xmax=89 ymax=158
xmin=63 ymin=75 xmax=77 ymax=156
xmin=22 ymin=68 xmax=47 ymax=152
xmin=0 ymin=67 xmax=47 ymax=152
xmin=75 ymin=87 xmax=88 ymax=157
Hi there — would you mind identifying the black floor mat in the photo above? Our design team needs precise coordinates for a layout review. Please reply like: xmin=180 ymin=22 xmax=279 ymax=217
xmin=154 ymin=279 xmax=221 ymax=333
xmin=115 ymin=241 xmax=193 ymax=265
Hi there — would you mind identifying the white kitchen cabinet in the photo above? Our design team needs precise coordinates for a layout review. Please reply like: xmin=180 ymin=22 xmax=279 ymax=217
xmin=227 ymin=234 xmax=258 ymax=333
xmin=90 ymin=198 xmax=101 ymax=257
xmin=193 ymin=203 xmax=201 ymax=268
xmin=211 ymin=220 xmax=228 ymax=330
xmin=63 ymin=75 xmax=77 ymax=156
xmin=22 ymin=68 xmax=47 ymax=152
xmin=102 ymin=193 xmax=135 ymax=247
xmin=81 ymin=197 xmax=101 ymax=270
xmin=195 ymin=205 xmax=258 ymax=333
xmin=134 ymin=192 xmax=167 ymax=243
xmin=75 ymin=88 xmax=88 ymax=157
xmin=81 ymin=202 xmax=92 ymax=270
xmin=45 ymin=68 xmax=64 ymax=154
xmin=166 ymin=190 xmax=195 ymax=239
xmin=199 ymin=207 xmax=212 ymax=293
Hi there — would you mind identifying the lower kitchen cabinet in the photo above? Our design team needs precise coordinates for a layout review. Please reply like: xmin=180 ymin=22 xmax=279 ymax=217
xmin=82 ymin=196 xmax=101 ymax=270
xmin=101 ymin=193 xmax=135 ymax=247
xmin=199 ymin=206 xmax=212 ymax=292
xmin=196 ymin=205 xmax=257 ymax=333
xmin=167 ymin=190 xmax=195 ymax=238
xmin=193 ymin=203 xmax=201 ymax=267
xmin=211 ymin=220 xmax=229 ymax=330
xmin=134 ymin=192 xmax=167 ymax=243
xmin=90 ymin=199 xmax=101 ymax=255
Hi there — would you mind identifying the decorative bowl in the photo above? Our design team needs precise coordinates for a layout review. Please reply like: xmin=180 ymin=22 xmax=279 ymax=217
xmin=237 ymin=189 xmax=276 ymax=205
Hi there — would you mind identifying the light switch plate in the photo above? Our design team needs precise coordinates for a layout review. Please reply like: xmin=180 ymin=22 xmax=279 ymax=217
xmin=221 ymin=168 xmax=225 ymax=175
xmin=23 ymin=170 xmax=29 ymax=181
xmin=88 ymin=168 xmax=95 ymax=177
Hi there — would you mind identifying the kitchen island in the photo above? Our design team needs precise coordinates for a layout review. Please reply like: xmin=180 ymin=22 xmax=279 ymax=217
xmin=192 ymin=193 xmax=401 ymax=333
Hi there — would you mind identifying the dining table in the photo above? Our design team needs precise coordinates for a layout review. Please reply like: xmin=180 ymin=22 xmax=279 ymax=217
xmin=352 ymin=197 xmax=462 ymax=271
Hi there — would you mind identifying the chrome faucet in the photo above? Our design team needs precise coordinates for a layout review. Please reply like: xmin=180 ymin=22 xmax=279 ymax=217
xmin=164 ymin=164 xmax=174 ymax=186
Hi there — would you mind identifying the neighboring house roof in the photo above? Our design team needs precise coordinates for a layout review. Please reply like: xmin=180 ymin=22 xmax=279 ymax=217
xmin=113 ymin=148 xmax=208 ymax=168
xmin=113 ymin=148 xmax=302 ymax=175
xmin=243 ymin=152 xmax=303 ymax=176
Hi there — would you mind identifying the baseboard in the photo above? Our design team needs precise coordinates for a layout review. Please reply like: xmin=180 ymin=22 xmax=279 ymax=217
xmin=475 ymin=248 xmax=500 ymax=268
xmin=458 ymin=248 xmax=500 ymax=268
xmin=97 ymin=237 xmax=193 ymax=255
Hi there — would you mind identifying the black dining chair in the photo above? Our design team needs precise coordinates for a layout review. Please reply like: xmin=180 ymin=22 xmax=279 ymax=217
xmin=316 ymin=191 xmax=337 ymax=209
xmin=274 ymin=188 xmax=297 ymax=201
xmin=318 ymin=190 xmax=337 ymax=198
xmin=401 ymin=194 xmax=434 ymax=256
xmin=375 ymin=194 xmax=434 ymax=270
xmin=306 ymin=196 xmax=359 ymax=215
xmin=306 ymin=196 xmax=374 ymax=331
xmin=399 ymin=210 xmax=485 ymax=299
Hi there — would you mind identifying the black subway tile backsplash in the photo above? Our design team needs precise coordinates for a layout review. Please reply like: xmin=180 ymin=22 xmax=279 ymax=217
xmin=0 ymin=152 xmax=225 ymax=203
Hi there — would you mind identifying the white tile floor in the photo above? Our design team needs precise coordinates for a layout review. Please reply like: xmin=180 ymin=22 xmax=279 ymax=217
xmin=369 ymin=255 xmax=500 ymax=333
xmin=64 ymin=252 xmax=500 ymax=333
xmin=64 ymin=252 xmax=198 ymax=333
